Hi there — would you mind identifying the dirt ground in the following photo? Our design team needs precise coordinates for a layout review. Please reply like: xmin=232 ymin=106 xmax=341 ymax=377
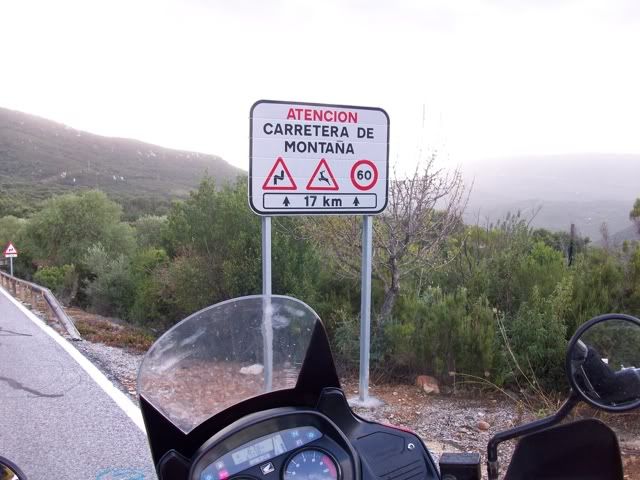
xmin=345 ymin=380 xmax=640 ymax=479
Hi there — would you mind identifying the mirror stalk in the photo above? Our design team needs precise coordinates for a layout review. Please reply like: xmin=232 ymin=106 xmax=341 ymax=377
xmin=486 ymin=392 xmax=580 ymax=480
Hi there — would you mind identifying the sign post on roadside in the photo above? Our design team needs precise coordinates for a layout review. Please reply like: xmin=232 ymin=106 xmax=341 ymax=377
xmin=3 ymin=242 xmax=18 ymax=276
xmin=249 ymin=100 xmax=389 ymax=404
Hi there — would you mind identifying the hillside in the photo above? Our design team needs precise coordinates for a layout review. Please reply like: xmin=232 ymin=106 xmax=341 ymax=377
xmin=609 ymin=224 xmax=640 ymax=246
xmin=463 ymin=154 xmax=640 ymax=240
xmin=0 ymin=107 xmax=243 ymax=218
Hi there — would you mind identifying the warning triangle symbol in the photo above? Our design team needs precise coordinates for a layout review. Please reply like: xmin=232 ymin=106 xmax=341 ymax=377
xmin=4 ymin=243 xmax=17 ymax=255
xmin=262 ymin=157 xmax=297 ymax=190
xmin=306 ymin=158 xmax=339 ymax=191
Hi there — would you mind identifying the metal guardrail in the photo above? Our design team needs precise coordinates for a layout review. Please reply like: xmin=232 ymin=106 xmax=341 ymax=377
xmin=0 ymin=270 xmax=81 ymax=340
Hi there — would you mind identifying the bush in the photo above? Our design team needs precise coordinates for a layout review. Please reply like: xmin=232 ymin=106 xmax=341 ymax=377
xmin=330 ymin=308 xmax=388 ymax=375
xmin=383 ymin=287 xmax=496 ymax=379
xmin=129 ymin=251 xmax=213 ymax=328
xmin=83 ymin=244 xmax=135 ymax=318
xmin=627 ymin=245 xmax=640 ymax=315
xmin=566 ymin=249 xmax=625 ymax=335
xmin=25 ymin=190 xmax=135 ymax=266
xmin=499 ymin=277 xmax=573 ymax=390
xmin=33 ymin=264 xmax=78 ymax=302
xmin=134 ymin=215 xmax=168 ymax=249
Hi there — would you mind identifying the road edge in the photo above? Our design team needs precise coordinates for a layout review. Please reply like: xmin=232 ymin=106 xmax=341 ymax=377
xmin=0 ymin=285 xmax=146 ymax=433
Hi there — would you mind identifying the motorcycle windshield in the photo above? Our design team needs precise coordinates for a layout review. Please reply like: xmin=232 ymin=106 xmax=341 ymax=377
xmin=137 ymin=295 xmax=320 ymax=434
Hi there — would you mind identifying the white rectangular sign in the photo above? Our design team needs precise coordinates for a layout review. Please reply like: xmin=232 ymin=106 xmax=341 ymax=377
xmin=249 ymin=100 xmax=389 ymax=215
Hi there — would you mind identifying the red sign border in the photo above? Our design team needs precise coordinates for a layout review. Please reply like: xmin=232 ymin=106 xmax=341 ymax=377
xmin=262 ymin=157 xmax=298 ymax=191
xmin=3 ymin=242 xmax=18 ymax=257
xmin=350 ymin=159 xmax=379 ymax=191
xmin=306 ymin=158 xmax=339 ymax=191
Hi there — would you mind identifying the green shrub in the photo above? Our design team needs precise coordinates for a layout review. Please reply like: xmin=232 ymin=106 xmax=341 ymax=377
xmin=134 ymin=215 xmax=168 ymax=249
xmin=383 ymin=287 xmax=496 ymax=379
xmin=33 ymin=264 xmax=77 ymax=302
xmin=129 ymin=251 xmax=214 ymax=328
xmin=83 ymin=244 xmax=135 ymax=318
xmin=566 ymin=248 xmax=625 ymax=335
xmin=25 ymin=190 xmax=135 ymax=266
xmin=500 ymin=277 xmax=573 ymax=390
xmin=627 ymin=245 xmax=640 ymax=315
xmin=330 ymin=308 xmax=388 ymax=375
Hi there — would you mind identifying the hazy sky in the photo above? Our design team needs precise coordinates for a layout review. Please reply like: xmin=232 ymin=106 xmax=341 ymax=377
xmin=2 ymin=0 xmax=639 ymax=173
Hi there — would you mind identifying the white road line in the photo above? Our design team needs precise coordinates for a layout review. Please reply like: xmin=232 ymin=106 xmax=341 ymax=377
xmin=0 ymin=286 xmax=146 ymax=432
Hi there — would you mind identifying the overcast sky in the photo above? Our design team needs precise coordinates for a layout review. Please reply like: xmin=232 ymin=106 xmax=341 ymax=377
xmin=1 ymin=0 xmax=639 ymax=173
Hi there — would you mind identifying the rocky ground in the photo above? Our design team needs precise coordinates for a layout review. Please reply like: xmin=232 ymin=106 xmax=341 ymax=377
xmin=25 ymin=302 xmax=640 ymax=479
xmin=345 ymin=380 xmax=530 ymax=471
xmin=74 ymin=339 xmax=142 ymax=398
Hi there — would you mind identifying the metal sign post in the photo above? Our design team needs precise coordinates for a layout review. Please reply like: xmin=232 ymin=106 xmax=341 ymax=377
xmin=262 ymin=216 xmax=273 ymax=392
xmin=359 ymin=215 xmax=373 ymax=402
xmin=9 ymin=257 xmax=13 ymax=276
xmin=262 ymin=216 xmax=272 ymax=297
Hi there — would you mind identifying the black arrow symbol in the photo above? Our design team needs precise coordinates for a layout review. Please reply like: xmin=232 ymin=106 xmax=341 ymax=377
xmin=353 ymin=197 xmax=360 ymax=206
xmin=283 ymin=197 xmax=290 ymax=206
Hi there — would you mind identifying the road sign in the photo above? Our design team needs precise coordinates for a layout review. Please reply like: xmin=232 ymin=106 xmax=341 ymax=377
xmin=350 ymin=159 xmax=379 ymax=191
xmin=262 ymin=157 xmax=297 ymax=190
xmin=306 ymin=158 xmax=339 ymax=191
xmin=3 ymin=242 xmax=18 ymax=258
xmin=249 ymin=100 xmax=389 ymax=215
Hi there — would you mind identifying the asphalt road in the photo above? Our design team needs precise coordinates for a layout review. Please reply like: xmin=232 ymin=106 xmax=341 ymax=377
xmin=0 ymin=286 xmax=157 ymax=480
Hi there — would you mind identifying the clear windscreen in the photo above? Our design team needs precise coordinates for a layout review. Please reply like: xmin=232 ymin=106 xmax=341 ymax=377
xmin=137 ymin=295 xmax=319 ymax=433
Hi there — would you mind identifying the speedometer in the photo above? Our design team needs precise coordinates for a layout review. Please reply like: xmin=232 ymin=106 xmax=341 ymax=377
xmin=283 ymin=449 xmax=339 ymax=480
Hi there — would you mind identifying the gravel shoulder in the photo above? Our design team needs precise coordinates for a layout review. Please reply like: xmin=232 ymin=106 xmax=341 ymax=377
xmin=74 ymin=340 xmax=143 ymax=403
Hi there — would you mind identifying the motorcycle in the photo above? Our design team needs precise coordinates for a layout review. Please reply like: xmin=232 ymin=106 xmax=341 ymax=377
xmin=3 ymin=296 xmax=639 ymax=479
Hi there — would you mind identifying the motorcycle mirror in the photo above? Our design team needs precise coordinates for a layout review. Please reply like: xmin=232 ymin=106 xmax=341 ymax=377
xmin=0 ymin=457 xmax=27 ymax=480
xmin=566 ymin=313 xmax=640 ymax=412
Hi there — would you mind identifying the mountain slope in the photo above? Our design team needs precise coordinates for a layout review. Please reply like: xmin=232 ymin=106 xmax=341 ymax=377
xmin=609 ymin=224 xmax=640 ymax=246
xmin=0 ymin=107 xmax=243 ymax=217
xmin=462 ymin=154 xmax=640 ymax=240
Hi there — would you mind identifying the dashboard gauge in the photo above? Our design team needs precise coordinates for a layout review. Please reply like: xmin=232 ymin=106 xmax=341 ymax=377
xmin=283 ymin=449 xmax=339 ymax=480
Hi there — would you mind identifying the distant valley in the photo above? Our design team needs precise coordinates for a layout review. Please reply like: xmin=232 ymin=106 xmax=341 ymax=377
xmin=462 ymin=154 xmax=640 ymax=242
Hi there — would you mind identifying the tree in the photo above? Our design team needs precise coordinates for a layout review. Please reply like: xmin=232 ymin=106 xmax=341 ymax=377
xmin=303 ymin=156 xmax=467 ymax=322
xmin=532 ymin=227 xmax=589 ymax=261
xmin=0 ymin=215 xmax=27 ymax=249
xmin=24 ymin=190 xmax=135 ymax=266
xmin=441 ymin=211 xmax=574 ymax=317
xmin=160 ymin=177 xmax=321 ymax=321
xmin=84 ymin=244 xmax=135 ymax=317
xmin=631 ymin=198 xmax=640 ymax=235
xmin=134 ymin=215 xmax=168 ymax=249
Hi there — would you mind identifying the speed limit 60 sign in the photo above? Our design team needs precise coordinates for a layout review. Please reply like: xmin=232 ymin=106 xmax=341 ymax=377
xmin=249 ymin=100 xmax=389 ymax=215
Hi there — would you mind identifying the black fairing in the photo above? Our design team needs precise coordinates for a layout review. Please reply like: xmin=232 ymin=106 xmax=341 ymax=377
xmin=316 ymin=388 xmax=439 ymax=480
xmin=139 ymin=319 xmax=340 ymax=470
xmin=504 ymin=419 xmax=623 ymax=480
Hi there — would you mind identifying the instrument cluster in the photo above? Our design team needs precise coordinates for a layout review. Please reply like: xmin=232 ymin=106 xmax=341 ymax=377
xmin=190 ymin=410 xmax=354 ymax=480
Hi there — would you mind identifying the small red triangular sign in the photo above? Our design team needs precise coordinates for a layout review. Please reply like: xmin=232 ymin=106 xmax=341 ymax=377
xmin=4 ymin=242 xmax=18 ymax=256
xmin=262 ymin=157 xmax=297 ymax=190
xmin=306 ymin=159 xmax=339 ymax=191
